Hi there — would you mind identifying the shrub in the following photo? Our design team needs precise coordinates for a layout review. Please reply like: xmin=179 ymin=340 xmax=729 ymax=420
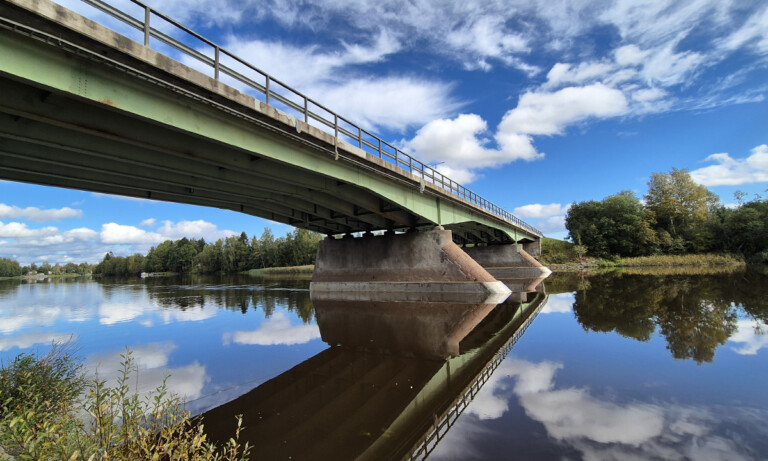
xmin=0 ymin=346 xmax=249 ymax=460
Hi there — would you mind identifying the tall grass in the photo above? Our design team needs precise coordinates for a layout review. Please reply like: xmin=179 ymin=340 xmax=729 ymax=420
xmin=0 ymin=346 xmax=249 ymax=460
xmin=600 ymin=253 xmax=745 ymax=268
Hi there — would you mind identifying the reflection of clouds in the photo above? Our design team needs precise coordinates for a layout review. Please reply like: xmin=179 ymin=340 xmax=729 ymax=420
xmin=98 ymin=302 xmax=145 ymax=325
xmin=158 ymin=304 xmax=218 ymax=324
xmin=540 ymin=292 xmax=574 ymax=314
xmin=729 ymin=320 xmax=768 ymax=355
xmin=0 ymin=305 xmax=63 ymax=333
xmin=443 ymin=357 xmax=765 ymax=460
xmin=0 ymin=331 xmax=75 ymax=351
xmin=508 ymin=359 xmax=663 ymax=445
xmin=88 ymin=341 xmax=209 ymax=400
xmin=223 ymin=311 xmax=320 ymax=346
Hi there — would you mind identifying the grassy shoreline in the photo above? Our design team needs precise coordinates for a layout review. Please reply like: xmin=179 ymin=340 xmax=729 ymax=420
xmin=244 ymin=265 xmax=314 ymax=275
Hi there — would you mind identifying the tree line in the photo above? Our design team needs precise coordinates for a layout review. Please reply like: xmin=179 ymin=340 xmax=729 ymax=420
xmin=565 ymin=168 xmax=768 ymax=262
xmin=0 ymin=258 xmax=93 ymax=278
xmin=94 ymin=228 xmax=324 ymax=276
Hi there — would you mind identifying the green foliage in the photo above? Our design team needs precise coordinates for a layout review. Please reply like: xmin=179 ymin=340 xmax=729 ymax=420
xmin=565 ymin=191 xmax=656 ymax=258
xmin=90 ymin=228 xmax=324 ymax=277
xmin=0 ymin=258 xmax=22 ymax=278
xmin=0 ymin=348 xmax=250 ymax=460
xmin=564 ymin=169 xmax=768 ymax=261
xmin=540 ymin=238 xmax=578 ymax=264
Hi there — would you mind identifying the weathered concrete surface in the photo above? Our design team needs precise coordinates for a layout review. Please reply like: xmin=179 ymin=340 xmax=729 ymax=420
xmin=310 ymin=228 xmax=511 ymax=294
xmin=463 ymin=243 xmax=552 ymax=278
xmin=523 ymin=240 xmax=542 ymax=257
xmin=313 ymin=297 xmax=500 ymax=359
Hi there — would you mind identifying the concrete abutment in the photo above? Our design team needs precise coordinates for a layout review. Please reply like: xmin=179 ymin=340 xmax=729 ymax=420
xmin=310 ymin=229 xmax=550 ymax=295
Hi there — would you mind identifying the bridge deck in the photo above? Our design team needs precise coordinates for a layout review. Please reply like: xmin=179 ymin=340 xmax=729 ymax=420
xmin=0 ymin=0 xmax=542 ymax=244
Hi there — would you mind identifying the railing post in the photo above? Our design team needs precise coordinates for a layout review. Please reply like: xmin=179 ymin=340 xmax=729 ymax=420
xmin=214 ymin=46 xmax=220 ymax=80
xmin=304 ymin=98 xmax=308 ymax=123
xmin=265 ymin=76 xmax=270 ymax=105
xmin=358 ymin=126 xmax=362 ymax=148
xmin=143 ymin=6 xmax=150 ymax=46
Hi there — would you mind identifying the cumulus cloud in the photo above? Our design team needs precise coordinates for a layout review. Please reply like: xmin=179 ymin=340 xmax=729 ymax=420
xmin=0 ymin=204 xmax=82 ymax=222
xmin=100 ymin=223 xmax=164 ymax=245
xmin=509 ymin=203 xmax=569 ymax=235
xmin=0 ymin=219 xmax=236 ymax=265
xmin=140 ymin=218 xmax=157 ymax=227
xmin=223 ymin=311 xmax=321 ymax=346
xmin=513 ymin=203 xmax=569 ymax=219
xmin=500 ymin=84 xmax=628 ymax=136
xmin=690 ymin=144 xmax=768 ymax=186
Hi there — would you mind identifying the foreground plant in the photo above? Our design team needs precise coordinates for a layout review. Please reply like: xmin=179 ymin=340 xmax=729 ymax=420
xmin=0 ymin=346 xmax=249 ymax=460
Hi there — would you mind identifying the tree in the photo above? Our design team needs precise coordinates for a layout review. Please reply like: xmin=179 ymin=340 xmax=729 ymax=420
xmin=565 ymin=191 xmax=656 ymax=258
xmin=645 ymin=168 xmax=718 ymax=251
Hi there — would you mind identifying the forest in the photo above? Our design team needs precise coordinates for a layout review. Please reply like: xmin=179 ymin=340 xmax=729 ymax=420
xmin=565 ymin=168 xmax=768 ymax=263
xmin=93 ymin=228 xmax=323 ymax=276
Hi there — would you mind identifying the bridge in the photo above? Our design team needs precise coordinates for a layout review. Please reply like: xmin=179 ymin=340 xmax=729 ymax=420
xmin=0 ymin=0 xmax=550 ymax=293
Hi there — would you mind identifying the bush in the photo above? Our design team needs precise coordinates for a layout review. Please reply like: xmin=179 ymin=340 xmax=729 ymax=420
xmin=0 ymin=346 xmax=249 ymax=460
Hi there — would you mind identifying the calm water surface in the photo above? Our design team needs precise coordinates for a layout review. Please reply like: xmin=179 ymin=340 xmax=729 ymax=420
xmin=0 ymin=270 xmax=766 ymax=460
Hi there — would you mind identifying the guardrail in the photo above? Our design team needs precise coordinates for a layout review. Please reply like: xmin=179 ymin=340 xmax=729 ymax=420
xmin=78 ymin=0 xmax=542 ymax=237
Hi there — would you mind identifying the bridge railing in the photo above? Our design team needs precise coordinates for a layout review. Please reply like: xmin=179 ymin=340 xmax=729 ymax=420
xmin=78 ymin=0 xmax=543 ymax=237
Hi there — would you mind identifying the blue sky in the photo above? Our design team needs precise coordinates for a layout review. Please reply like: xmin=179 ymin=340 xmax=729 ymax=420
xmin=1 ymin=0 xmax=767 ymax=264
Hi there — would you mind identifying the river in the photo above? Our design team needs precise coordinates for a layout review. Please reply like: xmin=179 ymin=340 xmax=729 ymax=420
xmin=0 ymin=269 xmax=766 ymax=460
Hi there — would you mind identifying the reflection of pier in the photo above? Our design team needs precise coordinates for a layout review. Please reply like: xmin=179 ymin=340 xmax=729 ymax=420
xmin=203 ymin=291 xmax=547 ymax=460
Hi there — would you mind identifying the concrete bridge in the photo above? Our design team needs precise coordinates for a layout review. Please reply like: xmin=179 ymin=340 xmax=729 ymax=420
xmin=0 ymin=0 xmax=549 ymax=293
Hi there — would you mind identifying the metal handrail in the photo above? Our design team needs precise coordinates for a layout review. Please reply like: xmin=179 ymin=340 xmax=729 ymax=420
xmin=79 ymin=0 xmax=543 ymax=237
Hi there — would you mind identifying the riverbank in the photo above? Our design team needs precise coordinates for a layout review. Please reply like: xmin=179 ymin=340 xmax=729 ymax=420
xmin=0 ymin=273 xmax=86 ymax=281
xmin=244 ymin=265 xmax=314 ymax=275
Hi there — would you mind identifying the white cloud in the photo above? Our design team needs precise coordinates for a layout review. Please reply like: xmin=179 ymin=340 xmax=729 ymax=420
xmin=513 ymin=203 xmax=569 ymax=219
xmin=401 ymin=113 xmax=543 ymax=185
xmin=100 ymin=223 xmax=164 ymax=245
xmin=223 ymin=311 xmax=321 ymax=346
xmin=500 ymin=84 xmax=628 ymax=136
xmin=156 ymin=220 xmax=236 ymax=242
xmin=690 ymin=144 xmax=768 ymax=186
xmin=0 ymin=204 xmax=82 ymax=222
xmin=0 ymin=219 xmax=236 ymax=265
xmin=140 ymin=218 xmax=157 ymax=227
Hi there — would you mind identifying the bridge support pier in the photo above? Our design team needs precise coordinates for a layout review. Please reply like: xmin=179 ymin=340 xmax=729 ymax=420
xmin=310 ymin=228 xmax=511 ymax=297
xmin=463 ymin=243 xmax=552 ymax=279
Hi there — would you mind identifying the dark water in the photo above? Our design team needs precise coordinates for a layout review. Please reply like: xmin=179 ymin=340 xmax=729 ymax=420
xmin=0 ymin=270 xmax=766 ymax=460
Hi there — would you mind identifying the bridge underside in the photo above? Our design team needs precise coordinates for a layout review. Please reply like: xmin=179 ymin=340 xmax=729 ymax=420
xmin=0 ymin=2 xmax=540 ymax=246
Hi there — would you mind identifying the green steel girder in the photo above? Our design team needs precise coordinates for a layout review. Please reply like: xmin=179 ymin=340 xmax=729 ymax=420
xmin=0 ymin=22 xmax=539 ymax=243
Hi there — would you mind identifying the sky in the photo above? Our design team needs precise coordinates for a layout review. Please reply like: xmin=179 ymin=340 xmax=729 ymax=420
xmin=1 ymin=0 xmax=767 ymax=264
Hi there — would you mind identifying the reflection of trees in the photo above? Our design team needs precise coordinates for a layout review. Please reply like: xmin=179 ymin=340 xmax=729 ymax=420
xmin=0 ymin=279 xmax=20 ymax=297
xmin=123 ymin=274 xmax=315 ymax=323
xmin=572 ymin=270 xmax=767 ymax=364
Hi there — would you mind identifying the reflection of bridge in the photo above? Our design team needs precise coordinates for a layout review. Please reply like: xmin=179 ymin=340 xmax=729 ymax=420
xmin=0 ymin=0 xmax=549 ymax=293
xmin=202 ymin=290 xmax=548 ymax=460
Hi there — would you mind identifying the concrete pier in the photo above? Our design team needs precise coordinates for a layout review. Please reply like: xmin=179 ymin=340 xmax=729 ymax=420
xmin=310 ymin=228 xmax=512 ymax=295
xmin=463 ymin=243 xmax=552 ymax=279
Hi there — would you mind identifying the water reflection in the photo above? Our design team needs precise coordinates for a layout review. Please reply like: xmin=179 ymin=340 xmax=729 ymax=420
xmin=202 ymin=290 xmax=548 ymax=460
xmin=557 ymin=271 xmax=768 ymax=363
